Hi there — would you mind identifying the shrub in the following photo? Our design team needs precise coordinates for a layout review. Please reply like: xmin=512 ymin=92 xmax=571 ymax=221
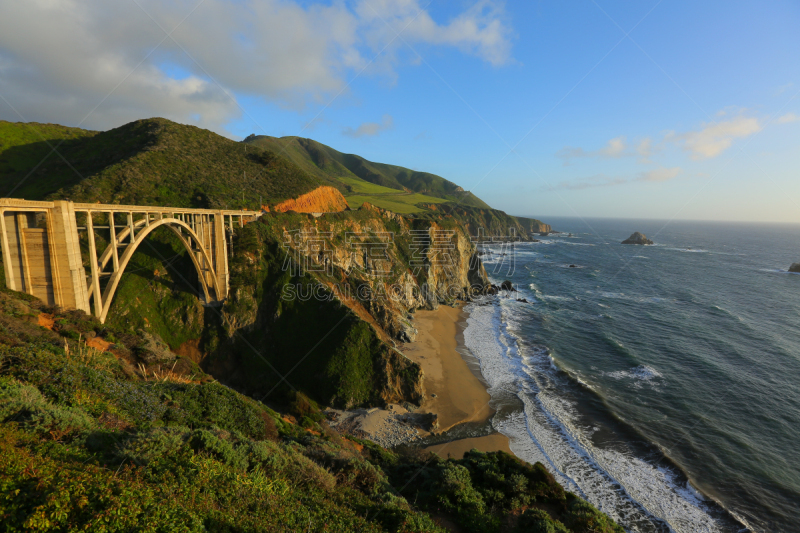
xmin=188 ymin=429 xmax=249 ymax=471
xmin=116 ymin=427 xmax=190 ymax=466
xmin=562 ymin=499 xmax=625 ymax=533
xmin=516 ymin=509 xmax=569 ymax=533
xmin=0 ymin=377 xmax=96 ymax=440
xmin=436 ymin=462 xmax=486 ymax=516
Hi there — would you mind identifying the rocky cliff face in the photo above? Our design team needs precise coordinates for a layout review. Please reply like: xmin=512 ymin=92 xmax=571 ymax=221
xmin=265 ymin=203 xmax=488 ymax=341
xmin=266 ymin=186 xmax=349 ymax=213
xmin=202 ymin=204 xmax=491 ymax=408
xmin=514 ymin=215 xmax=552 ymax=234
xmin=416 ymin=203 xmax=551 ymax=239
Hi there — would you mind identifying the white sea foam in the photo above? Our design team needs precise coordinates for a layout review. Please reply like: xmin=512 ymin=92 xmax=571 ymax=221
xmin=587 ymin=291 xmax=674 ymax=304
xmin=665 ymin=248 xmax=709 ymax=253
xmin=463 ymin=298 xmax=723 ymax=533
xmin=604 ymin=365 xmax=666 ymax=390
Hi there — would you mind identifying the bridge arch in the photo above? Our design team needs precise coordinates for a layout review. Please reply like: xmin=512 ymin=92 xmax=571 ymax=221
xmin=97 ymin=218 xmax=221 ymax=323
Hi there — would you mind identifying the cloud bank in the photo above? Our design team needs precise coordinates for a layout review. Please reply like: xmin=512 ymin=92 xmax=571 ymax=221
xmin=557 ymin=109 xmax=770 ymax=169
xmin=672 ymin=115 xmax=761 ymax=159
xmin=549 ymin=166 xmax=683 ymax=191
xmin=0 ymin=0 xmax=513 ymax=135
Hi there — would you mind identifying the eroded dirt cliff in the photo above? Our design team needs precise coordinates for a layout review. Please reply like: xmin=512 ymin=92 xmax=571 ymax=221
xmin=266 ymin=185 xmax=349 ymax=213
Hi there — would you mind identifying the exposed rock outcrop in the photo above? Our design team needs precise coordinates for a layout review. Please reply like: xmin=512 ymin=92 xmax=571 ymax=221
xmin=622 ymin=232 xmax=654 ymax=245
xmin=267 ymin=186 xmax=348 ymax=214
xmin=789 ymin=263 xmax=800 ymax=273
xmin=137 ymin=330 xmax=176 ymax=363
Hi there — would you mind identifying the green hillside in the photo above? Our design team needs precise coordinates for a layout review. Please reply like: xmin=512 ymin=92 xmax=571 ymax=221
xmin=0 ymin=283 xmax=624 ymax=533
xmin=0 ymin=119 xmax=326 ymax=209
xmin=243 ymin=135 xmax=491 ymax=212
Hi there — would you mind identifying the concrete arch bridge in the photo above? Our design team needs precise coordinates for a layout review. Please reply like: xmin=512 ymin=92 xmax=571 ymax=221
xmin=0 ymin=199 xmax=261 ymax=323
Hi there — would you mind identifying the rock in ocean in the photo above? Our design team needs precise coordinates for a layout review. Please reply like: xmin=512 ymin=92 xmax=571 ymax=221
xmin=622 ymin=232 xmax=654 ymax=245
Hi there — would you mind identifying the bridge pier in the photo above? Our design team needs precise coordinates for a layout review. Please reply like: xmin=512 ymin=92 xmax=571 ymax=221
xmin=0 ymin=199 xmax=260 ymax=323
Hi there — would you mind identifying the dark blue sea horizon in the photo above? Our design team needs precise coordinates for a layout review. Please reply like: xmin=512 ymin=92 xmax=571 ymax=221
xmin=465 ymin=217 xmax=800 ymax=532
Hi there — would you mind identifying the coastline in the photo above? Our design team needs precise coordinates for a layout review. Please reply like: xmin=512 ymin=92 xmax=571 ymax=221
xmin=400 ymin=303 xmax=512 ymax=459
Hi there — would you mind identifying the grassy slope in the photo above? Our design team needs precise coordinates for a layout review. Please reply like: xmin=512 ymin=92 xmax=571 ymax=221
xmin=244 ymin=135 xmax=490 ymax=212
xmin=0 ymin=118 xmax=326 ymax=208
xmin=0 ymin=283 xmax=624 ymax=533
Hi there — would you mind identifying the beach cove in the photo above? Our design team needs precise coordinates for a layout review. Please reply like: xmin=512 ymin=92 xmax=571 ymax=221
xmin=401 ymin=304 xmax=513 ymax=459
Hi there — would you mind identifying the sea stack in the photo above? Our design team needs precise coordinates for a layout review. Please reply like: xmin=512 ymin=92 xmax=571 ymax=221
xmin=622 ymin=232 xmax=654 ymax=245
xmin=789 ymin=263 xmax=800 ymax=273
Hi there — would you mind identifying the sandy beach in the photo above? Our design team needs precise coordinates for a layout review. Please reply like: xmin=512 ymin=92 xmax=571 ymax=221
xmin=401 ymin=304 xmax=512 ymax=459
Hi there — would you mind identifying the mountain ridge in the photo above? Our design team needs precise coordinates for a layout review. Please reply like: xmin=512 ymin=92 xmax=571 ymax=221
xmin=243 ymin=134 xmax=492 ymax=210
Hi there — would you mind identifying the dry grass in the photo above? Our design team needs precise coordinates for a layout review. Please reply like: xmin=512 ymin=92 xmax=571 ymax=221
xmin=64 ymin=334 xmax=114 ymax=371
xmin=137 ymin=360 xmax=195 ymax=385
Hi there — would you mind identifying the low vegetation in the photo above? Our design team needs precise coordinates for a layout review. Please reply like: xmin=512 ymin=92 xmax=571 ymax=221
xmin=0 ymin=282 xmax=623 ymax=532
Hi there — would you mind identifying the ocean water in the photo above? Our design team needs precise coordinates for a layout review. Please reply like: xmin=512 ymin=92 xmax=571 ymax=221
xmin=462 ymin=218 xmax=800 ymax=533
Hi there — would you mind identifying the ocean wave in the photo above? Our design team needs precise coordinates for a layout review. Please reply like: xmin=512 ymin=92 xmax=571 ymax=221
xmin=587 ymin=291 xmax=674 ymax=304
xmin=664 ymin=247 xmax=709 ymax=253
xmin=463 ymin=300 xmax=722 ymax=532
xmin=759 ymin=268 xmax=800 ymax=275
xmin=539 ymin=294 xmax=572 ymax=302
xmin=709 ymin=305 xmax=743 ymax=322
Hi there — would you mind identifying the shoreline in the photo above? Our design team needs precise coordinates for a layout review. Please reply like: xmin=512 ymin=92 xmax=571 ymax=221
xmin=400 ymin=303 xmax=512 ymax=459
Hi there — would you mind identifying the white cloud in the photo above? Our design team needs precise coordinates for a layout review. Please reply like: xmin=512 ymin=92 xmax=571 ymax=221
xmin=0 ymin=0 xmax=513 ymax=135
xmin=676 ymin=116 xmax=761 ymax=159
xmin=776 ymin=112 xmax=800 ymax=124
xmin=550 ymin=166 xmax=682 ymax=191
xmin=636 ymin=166 xmax=682 ymax=182
xmin=547 ymin=174 xmax=627 ymax=191
xmin=598 ymin=136 xmax=626 ymax=157
xmin=343 ymin=115 xmax=394 ymax=138
xmin=355 ymin=0 xmax=513 ymax=67
xmin=637 ymin=137 xmax=654 ymax=163
xmin=557 ymin=136 xmax=629 ymax=164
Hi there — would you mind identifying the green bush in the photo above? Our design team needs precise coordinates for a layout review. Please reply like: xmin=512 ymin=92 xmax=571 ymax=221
xmin=517 ymin=509 xmax=570 ymax=533
xmin=0 ymin=377 xmax=96 ymax=439
xmin=116 ymin=427 xmax=189 ymax=466
xmin=435 ymin=462 xmax=487 ymax=524
xmin=562 ymin=499 xmax=625 ymax=533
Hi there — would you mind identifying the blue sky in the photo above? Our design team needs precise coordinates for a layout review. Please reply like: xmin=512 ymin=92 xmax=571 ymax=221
xmin=2 ymin=0 xmax=799 ymax=222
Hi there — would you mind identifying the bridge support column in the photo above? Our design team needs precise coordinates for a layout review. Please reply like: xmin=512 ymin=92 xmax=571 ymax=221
xmin=48 ymin=201 xmax=91 ymax=313
xmin=213 ymin=212 xmax=229 ymax=300
xmin=0 ymin=201 xmax=90 ymax=313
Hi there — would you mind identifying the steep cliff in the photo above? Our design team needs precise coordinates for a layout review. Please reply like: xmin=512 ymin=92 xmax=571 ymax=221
xmin=416 ymin=203 xmax=551 ymax=239
xmin=267 ymin=185 xmax=349 ymax=213
xmin=199 ymin=205 xmax=490 ymax=408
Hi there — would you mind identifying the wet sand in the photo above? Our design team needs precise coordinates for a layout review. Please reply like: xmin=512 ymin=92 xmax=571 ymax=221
xmin=423 ymin=433 xmax=512 ymax=459
xmin=402 ymin=304 xmax=511 ymax=459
